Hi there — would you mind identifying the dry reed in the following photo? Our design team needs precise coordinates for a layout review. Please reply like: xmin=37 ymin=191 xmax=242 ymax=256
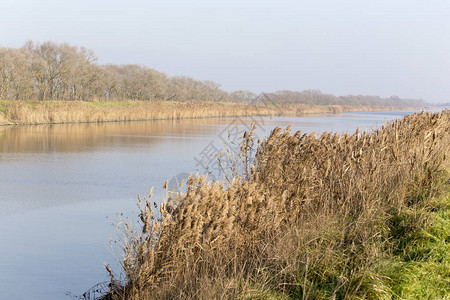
xmin=103 ymin=110 xmax=449 ymax=299
xmin=0 ymin=100 xmax=418 ymax=126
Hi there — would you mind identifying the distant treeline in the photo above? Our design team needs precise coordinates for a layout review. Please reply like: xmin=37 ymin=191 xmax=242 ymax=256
xmin=0 ymin=41 xmax=426 ymax=106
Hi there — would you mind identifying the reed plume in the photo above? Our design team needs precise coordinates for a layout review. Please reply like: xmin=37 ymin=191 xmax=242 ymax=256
xmin=104 ymin=110 xmax=449 ymax=299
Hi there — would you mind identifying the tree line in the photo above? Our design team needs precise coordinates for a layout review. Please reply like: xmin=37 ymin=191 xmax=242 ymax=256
xmin=0 ymin=41 xmax=426 ymax=106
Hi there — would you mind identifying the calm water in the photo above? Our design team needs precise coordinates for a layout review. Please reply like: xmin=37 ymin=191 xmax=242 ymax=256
xmin=0 ymin=111 xmax=425 ymax=299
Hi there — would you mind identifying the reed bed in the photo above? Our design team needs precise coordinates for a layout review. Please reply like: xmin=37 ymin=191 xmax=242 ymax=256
xmin=0 ymin=100 xmax=416 ymax=126
xmin=103 ymin=110 xmax=449 ymax=299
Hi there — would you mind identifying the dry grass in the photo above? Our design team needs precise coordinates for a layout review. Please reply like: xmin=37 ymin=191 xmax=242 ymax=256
xmin=0 ymin=100 xmax=418 ymax=126
xmin=103 ymin=110 xmax=449 ymax=299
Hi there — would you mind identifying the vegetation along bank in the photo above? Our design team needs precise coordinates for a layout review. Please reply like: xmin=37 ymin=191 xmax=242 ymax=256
xmin=98 ymin=110 xmax=449 ymax=299
xmin=0 ymin=100 xmax=422 ymax=126
xmin=0 ymin=41 xmax=431 ymax=125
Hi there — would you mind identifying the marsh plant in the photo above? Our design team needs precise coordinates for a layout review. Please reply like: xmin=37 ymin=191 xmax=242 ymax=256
xmin=103 ymin=111 xmax=449 ymax=299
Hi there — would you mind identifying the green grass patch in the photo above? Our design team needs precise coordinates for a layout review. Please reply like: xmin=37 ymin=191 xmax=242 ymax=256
xmin=383 ymin=182 xmax=450 ymax=299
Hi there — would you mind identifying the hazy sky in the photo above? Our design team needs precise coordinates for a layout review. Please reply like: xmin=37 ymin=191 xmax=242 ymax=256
xmin=1 ymin=0 xmax=449 ymax=102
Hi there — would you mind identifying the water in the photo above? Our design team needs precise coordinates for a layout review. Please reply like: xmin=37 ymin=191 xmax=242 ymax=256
xmin=0 ymin=110 xmax=425 ymax=299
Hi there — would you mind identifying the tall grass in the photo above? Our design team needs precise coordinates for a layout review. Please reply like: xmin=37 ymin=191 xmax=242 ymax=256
xmin=0 ymin=100 xmax=417 ymax=126
xmin=103 ymin=110 xmax=449 ymax=299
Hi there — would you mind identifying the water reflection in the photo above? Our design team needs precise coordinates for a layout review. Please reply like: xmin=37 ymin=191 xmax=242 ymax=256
xmin=0 ymin=118 xmax=236 ymax=154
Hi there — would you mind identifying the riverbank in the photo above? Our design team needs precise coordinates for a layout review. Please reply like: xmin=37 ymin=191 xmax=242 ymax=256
xmin=99 ymin=110 xmax=449 ymax=299
xmin=0 ymin=100 xmax=423 ymax=126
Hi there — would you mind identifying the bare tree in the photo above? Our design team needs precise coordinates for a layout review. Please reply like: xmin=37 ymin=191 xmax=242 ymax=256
xmin=0 ymin=41 xmax=428 ymax=107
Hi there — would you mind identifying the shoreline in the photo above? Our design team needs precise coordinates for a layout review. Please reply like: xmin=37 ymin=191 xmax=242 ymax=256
xmin=0 ymin=100 xmax=430 ymax=126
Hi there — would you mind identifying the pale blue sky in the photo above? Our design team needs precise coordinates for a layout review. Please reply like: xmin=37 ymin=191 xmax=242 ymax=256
xmin=1 ymin=0 xmax=449 ymax=102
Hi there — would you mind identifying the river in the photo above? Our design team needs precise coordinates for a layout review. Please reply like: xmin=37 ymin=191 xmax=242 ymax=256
xmin=0 ymin=110 xmax=426 ymax=299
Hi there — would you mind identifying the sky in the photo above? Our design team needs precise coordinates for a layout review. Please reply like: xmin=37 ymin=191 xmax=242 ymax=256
xmin=1 ymin=0 xmax=449 ymax=103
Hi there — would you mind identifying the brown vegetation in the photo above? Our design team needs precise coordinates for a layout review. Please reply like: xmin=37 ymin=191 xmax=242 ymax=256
xmin=0 ymin=100 xmax=419 ymax=126
xmin=0 ymin=101 xmax=260 ymax=125
xmin=102 ymin=110 xmax=449 ymax=299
